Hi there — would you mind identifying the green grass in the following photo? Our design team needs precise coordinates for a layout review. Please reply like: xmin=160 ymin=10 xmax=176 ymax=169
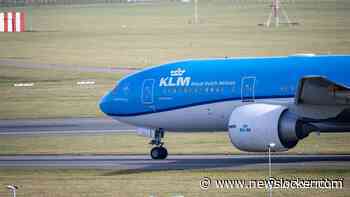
xmin=0 ymin=66 xmax=123 ymax=119
xmin=0 ymin=0 xmax=350 ymax=68
xmin=0 ymin=132 xmax=349 ymax=155
xmin=0 ymin=168 xmax=348 ymax=197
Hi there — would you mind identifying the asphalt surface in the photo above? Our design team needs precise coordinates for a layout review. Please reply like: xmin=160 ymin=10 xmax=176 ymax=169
xmin=0 ymin=117 xmax=136 ymax=135
xmin=0 ymin=154 xmax=349 ymax=170
xmin=0 ymin=117 xmax=349 ymax=170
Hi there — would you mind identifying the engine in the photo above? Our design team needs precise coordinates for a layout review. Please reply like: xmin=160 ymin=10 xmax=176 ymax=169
xmin=228 ymin=103 xmax=311 ymax=152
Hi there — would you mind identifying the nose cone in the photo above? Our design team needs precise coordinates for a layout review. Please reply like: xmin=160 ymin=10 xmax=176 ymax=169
xmin=99 ymin=91 xmax=113 ymax=116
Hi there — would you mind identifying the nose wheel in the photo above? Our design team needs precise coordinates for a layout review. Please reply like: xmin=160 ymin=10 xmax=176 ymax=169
xmin=149 ymin=128 xmax=168 ymax=160
xmin=150 ymin=146 xmax=168 ymax=160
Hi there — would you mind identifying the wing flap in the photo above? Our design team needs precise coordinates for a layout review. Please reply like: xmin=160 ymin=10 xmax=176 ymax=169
xmin=295 ymin=76 xmax=350 ymax=105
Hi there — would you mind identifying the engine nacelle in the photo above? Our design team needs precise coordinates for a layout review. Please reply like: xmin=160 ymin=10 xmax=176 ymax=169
xmin=228 ymin=103 xmax=304 ymax=152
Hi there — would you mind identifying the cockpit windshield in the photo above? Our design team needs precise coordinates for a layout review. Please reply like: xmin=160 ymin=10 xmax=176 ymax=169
xmin=112 ymin=81 xmax=119 ymax=92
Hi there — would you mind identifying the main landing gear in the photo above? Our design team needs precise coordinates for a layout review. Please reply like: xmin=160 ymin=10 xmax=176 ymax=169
xmin=149 ymin=128 xmax=168 ymax=160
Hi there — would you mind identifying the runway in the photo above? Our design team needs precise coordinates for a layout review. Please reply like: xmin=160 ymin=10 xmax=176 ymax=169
xmin=1 ymin=117 xmax=349 ymax=171
xmin=0 ymin=117 xmax=136 ymax=135
xmin=0 ymin=154 xmax=349 ymax=170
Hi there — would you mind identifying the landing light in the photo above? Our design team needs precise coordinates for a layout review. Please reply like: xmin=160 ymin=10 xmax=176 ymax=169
xmin=268 ymin=143 xmax=276 ymax=148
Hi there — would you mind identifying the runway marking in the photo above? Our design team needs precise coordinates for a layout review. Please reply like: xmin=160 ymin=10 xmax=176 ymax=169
xmin=0 ymin=129 xmax=136 ymax=135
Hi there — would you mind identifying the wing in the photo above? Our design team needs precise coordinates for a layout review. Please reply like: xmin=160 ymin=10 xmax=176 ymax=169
xmin=295 ymin=76 xmax=350 ymax=105
xmin=294 ymin=76 xmax=350 ymax=133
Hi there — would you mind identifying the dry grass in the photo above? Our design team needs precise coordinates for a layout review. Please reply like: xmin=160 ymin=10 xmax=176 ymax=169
xmin=0 ymin=0 xmax=350 ymax=119
xmin=0 ymin=168 xmax=348 ymax=197
xmin=0 ymin=0 xmax=349 ymax=68
xmin=0 ymin=2 xmax=349 ymax=197
xmin=0 ymin=66 xmax=122 ymax=119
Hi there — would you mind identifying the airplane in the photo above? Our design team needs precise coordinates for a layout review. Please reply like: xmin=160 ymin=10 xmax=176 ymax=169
xmin=99 ymin=54 xmax=350 ymax=160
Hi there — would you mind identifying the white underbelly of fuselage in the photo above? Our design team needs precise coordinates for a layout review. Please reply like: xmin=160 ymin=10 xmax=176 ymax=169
xmin=114 ymin=98 xmax=294 ymax=132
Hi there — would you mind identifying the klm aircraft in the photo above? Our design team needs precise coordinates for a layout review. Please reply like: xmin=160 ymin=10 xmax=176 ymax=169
xmin=100 ymin=54 xmax=350 ymax=160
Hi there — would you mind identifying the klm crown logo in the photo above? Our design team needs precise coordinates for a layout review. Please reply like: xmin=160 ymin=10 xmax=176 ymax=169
xmin=159 ymin=68 xmax=191 ymax=87
xmin=170 ymin=68 xmax=186 ymax=77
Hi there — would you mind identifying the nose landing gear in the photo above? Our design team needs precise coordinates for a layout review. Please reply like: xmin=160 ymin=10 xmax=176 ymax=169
xmin=150 ymin=146 xmax=168 ymax=160
xmin=149 ymin=128 xmax=168 ymax=160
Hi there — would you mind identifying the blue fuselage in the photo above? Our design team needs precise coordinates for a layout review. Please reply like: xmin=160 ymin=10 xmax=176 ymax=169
xmin=99 ymin=55 xmax=350 ymax=118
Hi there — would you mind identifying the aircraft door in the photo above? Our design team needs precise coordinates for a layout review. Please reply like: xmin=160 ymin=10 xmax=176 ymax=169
xmin=141 ymin=79 xmax=155 ymax=104
xmin=241 ymin=76 xmax=256 ymax=102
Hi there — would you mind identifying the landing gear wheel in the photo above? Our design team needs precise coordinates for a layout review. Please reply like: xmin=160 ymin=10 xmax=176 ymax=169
xmin=150 ymin=146 xmax=168 ymax=160
xmin=150 ymin=147 xmax=161 ymax=159
xmin=149 ymin=128 xmax=168 ymax=160
xmin=159 ymin=146 xmax=168 ymax=159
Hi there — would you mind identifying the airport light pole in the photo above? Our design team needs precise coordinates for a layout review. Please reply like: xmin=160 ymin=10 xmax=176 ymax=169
xmin=194 ymin=0 xmax=198 ymax=24
xmin=267 ymin=143 xmax=275 ymax=197
xmin=7 ymin=185 xmax=18 ymax=197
